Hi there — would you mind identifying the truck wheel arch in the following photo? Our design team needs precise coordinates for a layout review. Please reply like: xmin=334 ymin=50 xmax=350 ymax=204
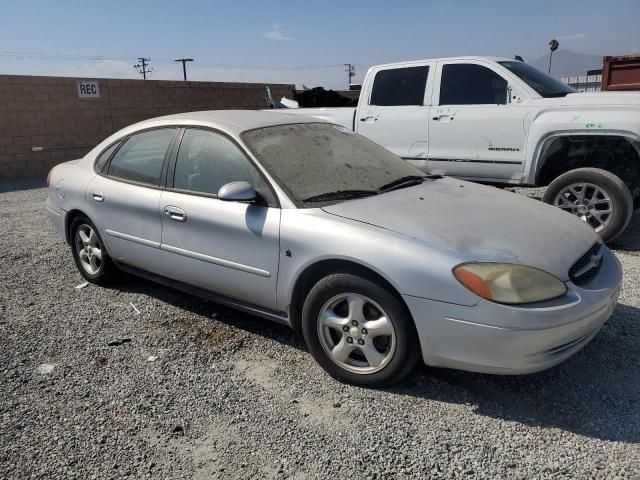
xmin=532 ymin=133 xmax=640 ymax=201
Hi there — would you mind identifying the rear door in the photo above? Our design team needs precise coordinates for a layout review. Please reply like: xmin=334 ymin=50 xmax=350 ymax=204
xmin=88 ymin=127 xmax=177 ymax=274
xmin=356 ymin=64 xmax=434 ymax=171
xmin=427 ymin=61 xmax=530 ymax=181
xmin=159 ymin=128 xmax=281 ymax=309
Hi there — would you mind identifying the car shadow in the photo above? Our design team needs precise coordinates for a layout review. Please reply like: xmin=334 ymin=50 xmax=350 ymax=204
xmin=609 ymin=209 xmax=640 ymax=252
xmin=105 ymin=274 xmax=308 ymax=351
xmin=109 ymin=274 xmax=639 ymax=444
xmin=393 ymin=302 xmax=640 ymax=444
xmin=0 ymin=177 xmax=46 ymax=193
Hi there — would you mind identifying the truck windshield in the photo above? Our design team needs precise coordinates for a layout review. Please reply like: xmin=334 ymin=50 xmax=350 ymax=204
xmin=242 ymin=123 xmax=425 ymax=207
xmin=499 ymin=61 xmax=575 ymax=98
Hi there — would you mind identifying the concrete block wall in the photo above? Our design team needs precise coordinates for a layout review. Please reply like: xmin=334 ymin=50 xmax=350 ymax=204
xmin=0 ymin=75 xmax=294 ymax=179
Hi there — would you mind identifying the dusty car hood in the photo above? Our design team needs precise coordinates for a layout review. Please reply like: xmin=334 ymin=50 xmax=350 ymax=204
xmin=322 ymin=177 xmax=600 ymax=281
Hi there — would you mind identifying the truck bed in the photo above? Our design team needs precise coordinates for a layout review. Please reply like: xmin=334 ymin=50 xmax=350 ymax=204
xmin=274 ymin=107 xmax=356 ymax=130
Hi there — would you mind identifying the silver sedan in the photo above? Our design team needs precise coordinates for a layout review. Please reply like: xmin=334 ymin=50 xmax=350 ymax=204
xmin=46 ymin=111 xmax=622 ymax=387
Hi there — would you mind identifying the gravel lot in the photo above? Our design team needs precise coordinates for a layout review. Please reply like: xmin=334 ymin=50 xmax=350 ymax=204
xmin=1 ymin=179 xmax=639 ymax=480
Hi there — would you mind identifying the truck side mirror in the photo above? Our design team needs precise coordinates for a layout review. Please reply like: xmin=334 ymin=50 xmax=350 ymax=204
xmin=507 ymin=85 xmax=522 ymax=104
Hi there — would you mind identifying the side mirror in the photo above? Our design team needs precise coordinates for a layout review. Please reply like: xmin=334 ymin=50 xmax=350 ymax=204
xmin=507 ymin=85 xmax=522 ymax=104
xmin=217 ymin=181 xmax=256 ymax=201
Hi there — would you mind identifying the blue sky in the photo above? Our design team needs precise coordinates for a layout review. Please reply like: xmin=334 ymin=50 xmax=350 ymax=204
xmin=1 ymin=0 xmax=639 ymax=88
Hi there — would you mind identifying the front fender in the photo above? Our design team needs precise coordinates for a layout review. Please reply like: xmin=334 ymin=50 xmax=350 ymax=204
xmin=276 ymin=209 xmax=480 ymax=312
xmin=523 ymin=108 xmax=640 ymax=183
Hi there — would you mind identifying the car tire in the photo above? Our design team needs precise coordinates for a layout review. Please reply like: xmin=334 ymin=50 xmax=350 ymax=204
xmin=542 ymin=167 xmax=633 ymax=243
xmin=301 ymin=273 xmax=419 ymax=387
xmin=69 ymin=215 xmax=118 ymax=284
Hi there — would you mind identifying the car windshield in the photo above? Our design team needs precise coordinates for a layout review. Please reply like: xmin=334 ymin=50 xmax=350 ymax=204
xmin=499 ymin=61 xmax=575 ymax=98
xmin=242 ymin=123 xmax=425 ymax=206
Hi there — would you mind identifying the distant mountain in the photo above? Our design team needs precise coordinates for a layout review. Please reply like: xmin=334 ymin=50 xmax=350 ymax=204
xmin=529 ymin=50 xmax=603 ymax=77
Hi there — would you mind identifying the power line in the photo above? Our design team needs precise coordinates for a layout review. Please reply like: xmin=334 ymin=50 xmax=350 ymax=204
xmin=133 ymin=57 xmax=152 ymax=79
xmin=0 ymin=50 xmax=131 ymax=62
xmin=174 ymin=58 xmax=194 ymax=81
xmin=0 ymin=50 xmax=346 ymax=72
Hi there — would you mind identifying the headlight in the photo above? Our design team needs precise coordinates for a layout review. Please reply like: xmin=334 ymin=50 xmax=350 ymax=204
xmin=453 ymin=263 xmax=567 ymax=304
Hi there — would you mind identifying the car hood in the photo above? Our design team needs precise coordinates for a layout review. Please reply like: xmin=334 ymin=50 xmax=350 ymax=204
xmin=321 ymin=177 xmax=600 ymax=281
xmin=533 ymin=91 xmax=640 ymax=108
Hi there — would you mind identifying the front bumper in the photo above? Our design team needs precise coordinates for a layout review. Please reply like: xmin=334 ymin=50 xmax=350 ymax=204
xmin=404 ymin=248 xmax=622 ymax=374
xmin=46 ymin=197 xmax=67 ymax=242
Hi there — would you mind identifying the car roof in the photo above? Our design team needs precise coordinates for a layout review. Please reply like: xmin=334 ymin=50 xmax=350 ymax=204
xmin=371 ymin=56 xmax=513 ymax=69
xmin=121 ymin=110 xmax=323 ymax=136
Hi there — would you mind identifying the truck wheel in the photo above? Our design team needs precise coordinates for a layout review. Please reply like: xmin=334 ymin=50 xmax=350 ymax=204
xmin=542 ymin=168 xmax=633 ymax=243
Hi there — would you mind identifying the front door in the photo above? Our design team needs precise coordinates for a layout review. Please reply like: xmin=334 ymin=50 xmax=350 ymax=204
xmin=159 ymin=128 xmax=280 ymax=309
xmin=356 ymin=64 xmax=434 ymax=171
xmin=428 ymin=61 xmax=531 ymax=181
xmin=87 ymin=127 xmax=177 ymax=274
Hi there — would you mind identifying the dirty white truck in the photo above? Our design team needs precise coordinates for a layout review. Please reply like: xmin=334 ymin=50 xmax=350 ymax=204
xmin=273 ymin=57 xmax=640 ymax=241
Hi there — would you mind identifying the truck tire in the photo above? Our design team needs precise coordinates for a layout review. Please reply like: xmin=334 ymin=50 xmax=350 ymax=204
xmin=542 ymin=168 xmax=633 ymax=243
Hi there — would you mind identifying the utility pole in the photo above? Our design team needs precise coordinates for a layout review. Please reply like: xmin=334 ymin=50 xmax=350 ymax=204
xmin=174 ymin=58 xmax=194 ymax=81
xmin=548 ymin=39 xmax=559 ymax=74
xmin=344 ymin=63 xmax=355 ymax=87
xmin=133 ymin=57 xmax=153 ymax=79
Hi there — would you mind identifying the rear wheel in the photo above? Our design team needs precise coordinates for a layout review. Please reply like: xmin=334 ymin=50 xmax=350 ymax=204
xmin=542 ymin=168 xmax=633 ymax=243
xmin=301 ymin=273 xmax=419 ymax=387
xmin=70 ymin=215 xmax=117 ymax=284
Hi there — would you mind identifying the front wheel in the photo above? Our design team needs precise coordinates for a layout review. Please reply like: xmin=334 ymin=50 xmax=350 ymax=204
xmin=301 ymin=273 xmax=419 ymax=387
xmin=542 ymin=168 xmax=634 ymax=243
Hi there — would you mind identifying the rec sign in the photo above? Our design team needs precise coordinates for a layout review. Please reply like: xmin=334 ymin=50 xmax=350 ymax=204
xmin=77 ymin=80 xmax=100 ymax=98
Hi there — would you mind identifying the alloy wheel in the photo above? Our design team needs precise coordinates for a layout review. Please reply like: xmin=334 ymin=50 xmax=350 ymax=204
xmin=553 ymin=182 xmax=613 ymax=232
xmin=317 ymin=293 xmax=396 ymax=374
xmin=74 ymin=224 xmax=102 ymax=275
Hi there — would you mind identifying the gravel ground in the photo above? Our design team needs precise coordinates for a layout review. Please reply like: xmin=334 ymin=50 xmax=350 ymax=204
xmin=1 ymin=180 xmax=639 ymax=480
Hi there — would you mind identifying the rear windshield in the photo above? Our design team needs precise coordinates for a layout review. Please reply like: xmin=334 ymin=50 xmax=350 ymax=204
xmin=499 ymin=61 xmax=575 ymax=98
xmin=242 ymin=123 xmax=423 ymax=206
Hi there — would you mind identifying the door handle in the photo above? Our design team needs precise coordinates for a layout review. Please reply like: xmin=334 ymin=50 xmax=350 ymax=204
xmin=164 ymin=206 xmax=187 ymax=222
xmin=92 ymin=190 xmax=104 ymax=202
xmin=359 ymin=117 xmax=378 ymax=122
xmin=432 ymin=115 xmax=454 ymax=122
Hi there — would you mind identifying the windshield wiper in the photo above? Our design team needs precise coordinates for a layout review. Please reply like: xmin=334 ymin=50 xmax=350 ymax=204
xmin=303 ymin=189 xmax=379 ymax=203
xmin=379 ymin=175 xmax=425 ymax=192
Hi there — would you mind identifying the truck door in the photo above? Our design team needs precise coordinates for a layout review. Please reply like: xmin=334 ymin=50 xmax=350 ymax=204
xmin=356 ymin=63 xmax=434 ymax=171
xmin=427 ymin=61 xmax=531 ymax=181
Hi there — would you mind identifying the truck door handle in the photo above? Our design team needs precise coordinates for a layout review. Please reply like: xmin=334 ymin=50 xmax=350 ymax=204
xmin=359 ymin=116 xmax=377 ymax=122
xmin=164 ymin=206 xmax=187 ymax=222
xmin=92 ymin=190 xmax=104 ymax=202
xmin=432 ymin=115 xmax=453 ymax=121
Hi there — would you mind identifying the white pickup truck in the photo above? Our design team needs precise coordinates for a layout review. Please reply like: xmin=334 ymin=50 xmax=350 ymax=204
xmin=272 ymin=56 xmax=640 ymax=241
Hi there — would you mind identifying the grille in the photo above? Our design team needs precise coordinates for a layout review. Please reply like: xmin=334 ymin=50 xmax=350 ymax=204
xmin=569 ymin=243 xmax=603 ymax=286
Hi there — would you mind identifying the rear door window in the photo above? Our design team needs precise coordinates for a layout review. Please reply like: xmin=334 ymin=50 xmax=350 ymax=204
xmin=370 ymin=66 xmax=429 ymax=106
xmin=95 ymin=141 xmax=121 ymax=173
xmin=439 ymin=63 xmax=508 ymax=105
xmin=107 ymin=128 xmax=176 ymax=186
